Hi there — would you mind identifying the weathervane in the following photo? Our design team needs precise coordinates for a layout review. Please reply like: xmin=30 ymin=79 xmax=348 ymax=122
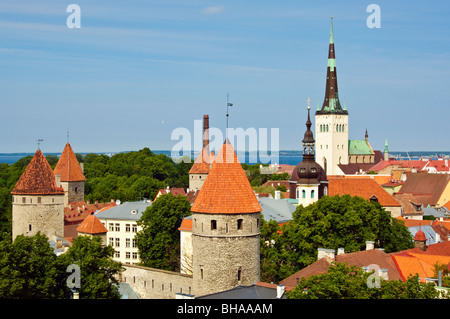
xmin=37 ymin=139 xmax=44 ymax=150
xmin=226 ymin=93 xmax=233 ymax=138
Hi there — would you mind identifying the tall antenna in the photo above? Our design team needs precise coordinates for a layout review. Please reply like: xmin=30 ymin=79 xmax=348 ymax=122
xmin=37 ymin=139 xmax=44 ymax=150
xmin=226 ymin=93 xmax=233 ymax=138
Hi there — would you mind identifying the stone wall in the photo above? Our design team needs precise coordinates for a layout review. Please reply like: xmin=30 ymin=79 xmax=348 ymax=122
xmin=12 ymin=194 xmax=65 ymax=240
xmin=192 ymin=212 xmax=260 ymax=297
xmin=61 ymin=181 xmax=85 ymax=206
xmin=120 ymin=264 xmax=193 ymax=299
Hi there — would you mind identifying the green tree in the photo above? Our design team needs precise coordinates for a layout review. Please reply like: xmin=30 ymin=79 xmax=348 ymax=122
xmin=59 ymin=235 xmax=124 ymax=299
xmin=0 ymin=233 xmax=67 ymax=298
xmin=136 ymin=193 xmax=191 ymax=271
xmin=286 ymin=262 xmax=446 ymax=299
xmin=280 ymin=195 xmax=413 ymax=274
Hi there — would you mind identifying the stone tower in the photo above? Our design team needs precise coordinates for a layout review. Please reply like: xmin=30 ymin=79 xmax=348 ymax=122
xmin=53 ymin=143 xmax=85 ymax=206
xmin=190 ymin=139 xmax=262 ymax=297
xmin=315 ymin=17 xmax=349 ymax=176
xmin=290 ymin=100 xmax=328 ymax=206
xmin=11 ymin=149 xmax=65 ymax=240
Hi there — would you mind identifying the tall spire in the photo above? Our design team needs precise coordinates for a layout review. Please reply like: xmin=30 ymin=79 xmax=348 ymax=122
xmin=303 ymin=98 xmax=315 ymax=156
xmin=317 ymin=17 xmax=347 ymax=115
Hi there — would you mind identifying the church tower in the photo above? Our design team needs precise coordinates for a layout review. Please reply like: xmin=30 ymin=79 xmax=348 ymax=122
xmin=11 ymin=149 xmax=65 ymax=240
xmin=315 ymin=17 xmax=349 ymax=176
xmin=290 ymin=99 xmax=328 ymax=206
xmin=191 ymin=139 xmax=262 ymax=297
xmin=53 ymin=143 xmax=85 ymax=206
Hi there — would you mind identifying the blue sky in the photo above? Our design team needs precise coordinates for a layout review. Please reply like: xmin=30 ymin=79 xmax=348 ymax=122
xmin=0 ymin=1 xmax=449 ymax=154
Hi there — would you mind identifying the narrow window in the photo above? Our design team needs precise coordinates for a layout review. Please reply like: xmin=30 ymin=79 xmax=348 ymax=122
xmin=237 ymin=219 xmax=243 ymax=230
xmin=211 ymin=220 xmax=217 ymax=230
xmin=29 ymin=224 xmax=32 ymax=232
xmin=302 ymin=190 xmax=306 ymax=199
xmin=22 ymin=197 xmax=26 ymax=203
xmin=237 ymin=268 xmax=242 ymax=281
xmin=37 ymin=197 xmax=41 ymax=203
xmin=311 ymin=190 xmax=315 ymax=199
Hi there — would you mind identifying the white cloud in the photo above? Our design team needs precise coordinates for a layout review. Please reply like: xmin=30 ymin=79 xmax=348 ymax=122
xmin=202 ymin=5 xmax=225 ymax=15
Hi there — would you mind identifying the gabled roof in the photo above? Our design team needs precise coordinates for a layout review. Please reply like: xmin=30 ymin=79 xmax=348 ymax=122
xmin=191 ymin=140 xmax=261 ymax=214
xmin=53 ymin=143 xmax=85 ymax=182
xmin=155 ymin=187 xmax=186 ymax=200
xmin=348 ymin=140 xmax=374 ymax=155
xmin=397 ymin=173 xmax=450 ymax=206
xmin=76 ymin=214 xmax=108 ymax=234
xmin=391 ymin=251 xmax=450 ymax=282
xmin=328 ymin=176 xmax=401 ymax=207
xmin=95 ymin=200 xmax=151 ymax=221
xmin=11 ymin=149 xmax=65 ymax=195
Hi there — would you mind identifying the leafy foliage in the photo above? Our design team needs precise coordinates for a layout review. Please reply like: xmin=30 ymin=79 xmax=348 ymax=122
xmin=286 ymin=262 xmax=447 ymax=299
xmin=136 ymin=193 xmax=191 ymax=271
xmin=0 ymin=233 xmax=124 ymax=299
xmin=82 ymin=148 xmax=192 ymax=203
xmin=260 ymin=195 xmax=414 ymax=282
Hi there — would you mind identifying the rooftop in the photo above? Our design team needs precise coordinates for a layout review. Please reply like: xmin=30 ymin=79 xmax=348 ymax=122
xmin=11 ymin=149 xmax=65 ymax=195
xmin=191 ymin=140 xmax=261 ymax=214
xmin=53 ymin=143 xmax=85 ymax=182
xmin=95 ymin=200 xmax=152 ymax=221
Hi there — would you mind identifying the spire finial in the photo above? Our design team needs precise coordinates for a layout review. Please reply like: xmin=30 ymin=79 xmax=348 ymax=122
xmin=37 ymin=139 xmax=43 ymax=150
xmin=226 ymin=94 xmax=233 ymax=139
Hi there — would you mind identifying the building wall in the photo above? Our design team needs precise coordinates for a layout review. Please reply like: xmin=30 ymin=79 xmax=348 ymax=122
xmin=315 ymin=114 xmax=348 ymax=175
xmin=60 ymin=180 xmax=85 ymax=206
xmin=296 ymin=184 xmax=319 ymax=206
xmin=12 ymin=194 xmax=64 ymax=240
xmin=192 ymin=212 xmax=260 ymax=297
xmin=180 ymin=230 xmax=193 ymax=275
xmin=189 ymin=173 xmax=207 ymax=191
xmin=437 ymin=183 xmax=450 ymax=207
xmin=120 ymin=264 xmax=193 ymax=299
xmin=98 ymin=218 xmax=142 ymax=265
xmin=383 ymin=206 xmax=402 ymax=219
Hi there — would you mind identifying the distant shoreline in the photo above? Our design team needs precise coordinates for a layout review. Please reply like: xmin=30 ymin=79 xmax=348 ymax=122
xmin=1 ymin=150 xmax=449 ymax=166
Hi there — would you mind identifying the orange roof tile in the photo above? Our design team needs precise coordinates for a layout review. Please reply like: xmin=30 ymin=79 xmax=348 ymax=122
xmin=178 ymin=218 xmax=193 ymax=231
xmin=328 ymin=177 xmax=401 ymax=207
xmin=191 ymin=140 xmax=262 ymax=214
xmin=11 ymin=149 xmax=65 ymax=195
xmin=189 ymin=148 xmax=214 ymax=174
xmin=53 ymin=143 xmax=85 ymax=182
xmin=392 ymin=253 xmax=450 ymax=282
xmin=76 ymin=214 xmax=108 ymax=234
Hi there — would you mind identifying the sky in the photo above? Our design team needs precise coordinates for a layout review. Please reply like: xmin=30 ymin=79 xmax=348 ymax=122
xmin=0 ymin=0 xmax=449 ymax=154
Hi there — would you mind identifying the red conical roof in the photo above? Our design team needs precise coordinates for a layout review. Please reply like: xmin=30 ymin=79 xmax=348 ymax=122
xmin=53 ymin=143 xmax=85 ymax=182
xmin=191 ymin=140 xmax=261 ymax=214
xmin=76 ymin=214 xmax=108 ymax=234
xmin=11 ymin=149 xmax=65 ymax=195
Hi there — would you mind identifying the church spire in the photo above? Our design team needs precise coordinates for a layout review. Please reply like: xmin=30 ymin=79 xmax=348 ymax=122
xmin=302 ymin=98 xmax=315 ymax=156
xmin=317 ymin=17 xmax=347 ymax=115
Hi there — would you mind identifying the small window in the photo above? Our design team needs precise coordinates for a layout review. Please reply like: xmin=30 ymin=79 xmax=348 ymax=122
xmin=302 ymin=190 xmax=306 ymax=199
xmin=37 ymin=197 xmax=41 ymax=203
xmin=29 ymin=224 xmax=32 ymax=232
xmin=237 ymin=219 xmax=243 ymax=230
xmin=237 ymin=267 xmax=242 ymax=281
xmin=211 ymin=220 xmax=217 ymax=230
xmin=22 ymin=197 xmax=26 ymax=204
xmin=311 ymin=190 xmax=315 ymax=199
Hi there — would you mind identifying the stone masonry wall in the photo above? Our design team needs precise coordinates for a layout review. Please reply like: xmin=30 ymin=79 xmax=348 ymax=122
xmin=120 ymin=264 xmax=193 ymax=299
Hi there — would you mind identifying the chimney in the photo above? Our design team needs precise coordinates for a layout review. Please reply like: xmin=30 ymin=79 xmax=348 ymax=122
xmin=276 ymin=284 xmax=285 ymax=299
xmin=317 ymin=248 xmax=335 ymax=261
xmin=80 ymin=162 xmax=84 ymax=173
xmin=436 ymin=233 xmax=441 ymax=244
xmin=379 ymin=268 xmax=389 ymax=281
xmin=337 ymin=247 xmax=345 ymax=255
xmin=77 ymin=206 xmax=81 ymax=213
xmin=275 ymin=190 xmax=280 ymax=200
xmin=86 ymin=200 xmax=90 ymax=205
xmin=55 ymin=174 xmax=61 ymax=188
xmin=366 ymin=241 xmax=375 ymax=250
xmin=203 ymin=115 xmax=209 ymax=153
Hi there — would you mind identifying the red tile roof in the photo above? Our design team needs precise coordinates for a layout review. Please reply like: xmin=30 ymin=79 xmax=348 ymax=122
xmin=53 ymin=143 xmax=85 ymax=182
xmin=178 ymin=218 xmax=192 ymax=232
xmin=64 ymin=201 xmax=116 ymax=224
xmin=189 ymin=148 xmax=214 ymax=174
xmin=76 ymin=214 xmax=108 ymax=234
xmin=328 ymin=176 xmax=401 ymax=207
xmin=154 ymin=188 xmax=186 ymax=201
xmin=11 ymin=149 xmax=65 ymax=195
xmin=191 ymin=140 xmax=262 ymax=214
xmin=397 ymin=173 xmax=450 ymax=207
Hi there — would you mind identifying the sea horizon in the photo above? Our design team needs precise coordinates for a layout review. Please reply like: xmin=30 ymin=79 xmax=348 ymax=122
xmin=1 ymin=150 xmax=449 ymax=166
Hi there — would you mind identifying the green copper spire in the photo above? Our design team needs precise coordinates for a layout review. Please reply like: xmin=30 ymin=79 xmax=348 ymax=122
xmin=384 ymin=137 xmax=389 ymax=153
xmin=317 ymin=16 xmax=347 ymax=115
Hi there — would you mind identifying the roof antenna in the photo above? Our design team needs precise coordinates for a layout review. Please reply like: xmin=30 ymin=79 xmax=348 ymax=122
xmin=37 ymin=139 xmax=44 ymax=150
xmin=226 ymin=93 xmax=233 ymax=139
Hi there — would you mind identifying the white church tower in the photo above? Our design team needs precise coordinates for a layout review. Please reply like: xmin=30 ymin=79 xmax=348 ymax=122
xmin=315 ymin=17 xmax=348 ymax=176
